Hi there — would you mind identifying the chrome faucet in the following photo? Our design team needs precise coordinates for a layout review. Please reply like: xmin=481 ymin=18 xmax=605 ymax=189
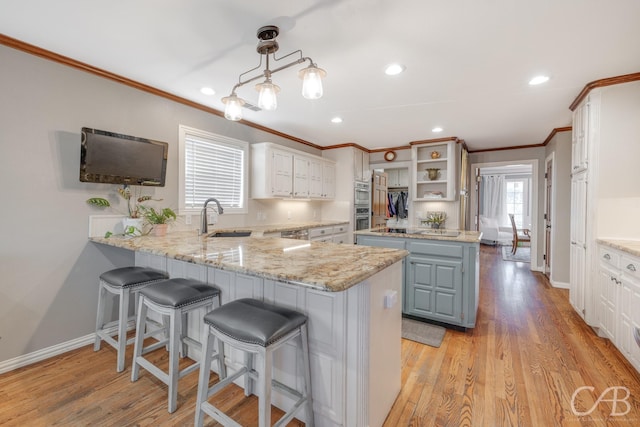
xmin=200 ymin=198 xmax=224 ymax=235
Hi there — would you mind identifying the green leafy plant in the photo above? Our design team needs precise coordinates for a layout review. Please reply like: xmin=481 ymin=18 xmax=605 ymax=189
xmin=86 ymin=185 xmax=158 ymax=218
xmin=424 ymin=211 xmax=447 ymax=228
xmin=139 ymin=205 xmax=177 ymax=225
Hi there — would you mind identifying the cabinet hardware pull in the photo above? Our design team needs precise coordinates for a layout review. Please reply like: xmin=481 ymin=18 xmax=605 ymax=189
xmin=634 ymin=328 xmax=640 ymax=348
xmin=603 ymin=253 xmax=611 ymax=260
xmin=627 ymin=264 xmax=637 ymax=272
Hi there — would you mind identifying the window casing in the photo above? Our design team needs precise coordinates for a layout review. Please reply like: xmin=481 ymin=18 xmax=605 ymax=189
xmin=505 ymin=178 xmax=530 ymax=228
xmin=178 ymin=125 xmax=248 ymax=214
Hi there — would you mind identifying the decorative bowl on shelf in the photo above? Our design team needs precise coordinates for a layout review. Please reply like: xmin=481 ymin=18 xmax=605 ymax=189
xmin=425 ymin=168 xmax=440 ymax=180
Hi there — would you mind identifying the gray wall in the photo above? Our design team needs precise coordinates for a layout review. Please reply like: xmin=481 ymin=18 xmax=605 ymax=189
xmin=545 ymin=130 xmax=572 ymax=286
xmin=0 ymin=44 xmax=322 ymax=363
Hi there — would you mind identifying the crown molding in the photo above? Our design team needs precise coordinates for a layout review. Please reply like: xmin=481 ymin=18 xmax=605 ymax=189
xmin=569 ymin=72 xmax=640 ymax=111
xmin=0 ymin=34 xmax=323 ymax=151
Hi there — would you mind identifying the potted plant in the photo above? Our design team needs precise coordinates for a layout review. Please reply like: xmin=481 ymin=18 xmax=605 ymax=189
xmin=139 ymin=205 xmax=177 ymax=236
xmin=86 ymin=185 xmax=158 ymax=236
xmin=424 ymin=211 xmax=447 ymax=229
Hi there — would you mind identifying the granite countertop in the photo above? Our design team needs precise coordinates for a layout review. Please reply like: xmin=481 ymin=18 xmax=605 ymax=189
xmin=354 ymin=226 xmax=483 ymax=243
xmin=90 ymin=230 xmax=407 ymax=292
xmin=597 ymin=239 xmax=640 ymax=258
xmin=210 ymin=220 xmax=349 ymax=236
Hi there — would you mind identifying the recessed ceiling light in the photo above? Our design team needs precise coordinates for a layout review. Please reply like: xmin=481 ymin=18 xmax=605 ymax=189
xmin=200 ymin=87 xmax=216 ymax=95
xmin=528 ymin=75 xmax=549 ymax=85
xmin=432 ymin=127 xmax=443 ymax=133
xmin=384 ymin=64 xmax=405 ymax=76
xmin=331 ymin=117 xmax=343 ymax=124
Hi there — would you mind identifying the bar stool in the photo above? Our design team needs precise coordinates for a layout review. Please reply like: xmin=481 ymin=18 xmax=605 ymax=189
xmin=131 ymin=277 xmax=225 ymax=413
xmin=94 ymin=266 xmax=169 ymax=372
xmin=195 ymin=298 xmax=314 ymax=427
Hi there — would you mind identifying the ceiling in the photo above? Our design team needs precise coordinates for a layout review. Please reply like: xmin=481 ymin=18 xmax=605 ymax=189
xmin=2 ymin=0 xmax=640 ymax=152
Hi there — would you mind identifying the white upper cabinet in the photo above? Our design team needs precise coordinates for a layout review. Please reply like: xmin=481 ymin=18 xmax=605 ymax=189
xmin=386 ymin=168 xmax=409 ymax=188
xmin=251 ymin=142 xmax=335 ymax=200
xmin=572 ymin=100 xmax=589 ymax=172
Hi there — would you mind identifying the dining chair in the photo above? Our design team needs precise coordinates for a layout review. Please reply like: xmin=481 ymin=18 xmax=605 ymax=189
xmin=509 ymin=214 xmax=531 ymax=254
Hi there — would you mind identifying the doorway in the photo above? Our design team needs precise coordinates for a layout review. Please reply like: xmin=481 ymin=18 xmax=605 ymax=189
xmin=470 ymin=159 xmax=539 ymax=270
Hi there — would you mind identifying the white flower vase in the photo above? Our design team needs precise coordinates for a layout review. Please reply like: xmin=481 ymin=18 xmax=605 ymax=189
xmin=122 ymin=217 xmax=144 ymax=236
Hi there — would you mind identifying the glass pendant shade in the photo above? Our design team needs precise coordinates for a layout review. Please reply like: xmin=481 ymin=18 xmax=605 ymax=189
xmin=221 ymin=94 xmax=244 ymax=121
xmin=299 ymin=65 xmax=326 ymax=100
xmin=256 ymin=80 xmax=280 ymax=111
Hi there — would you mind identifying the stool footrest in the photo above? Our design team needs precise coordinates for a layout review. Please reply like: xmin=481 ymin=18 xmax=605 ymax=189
xmin=205 ymin=366 xmax=249 ymax=400
xmin=200 ymin=401 xmax=243 ymax=427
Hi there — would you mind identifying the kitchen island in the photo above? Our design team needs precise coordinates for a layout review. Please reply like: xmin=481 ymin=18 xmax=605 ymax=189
xmin=355 ymin=227 xmax=481 ymax=328
xmin=91 ymin=231 xmax=407 ymax=427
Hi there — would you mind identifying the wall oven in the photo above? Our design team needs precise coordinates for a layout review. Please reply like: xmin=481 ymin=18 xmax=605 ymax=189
xmin=354 ymin=181 xmax=370 ymax=205
xmin=354 ymin=181 xmax=371 ymax=231
xmin=355 ymin=206 xmax=370 ymax=231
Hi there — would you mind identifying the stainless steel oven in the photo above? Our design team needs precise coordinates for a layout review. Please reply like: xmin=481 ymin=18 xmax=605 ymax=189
xmin=355 ymin=206 xmax=370 ymax=231
xmin=354 ymin=181 xmax=371 ymax=231
xmin=354 ymin=181 xmax=370 ymax=205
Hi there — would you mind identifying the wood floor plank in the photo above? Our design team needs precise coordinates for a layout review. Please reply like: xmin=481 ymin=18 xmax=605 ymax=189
xmin=2 ymin=246 xmax=640 ymax=426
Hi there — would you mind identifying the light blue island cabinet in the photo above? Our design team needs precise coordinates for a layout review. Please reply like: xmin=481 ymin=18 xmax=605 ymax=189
xmin=355 ymin=227 xmax=481 ymax=328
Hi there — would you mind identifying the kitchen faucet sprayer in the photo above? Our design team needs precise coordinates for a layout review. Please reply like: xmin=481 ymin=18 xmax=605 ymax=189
xmin=200 ymin=198 xmax=224 ymax=235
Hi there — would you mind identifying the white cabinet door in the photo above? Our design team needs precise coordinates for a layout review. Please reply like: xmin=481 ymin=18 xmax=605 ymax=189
xmin=598 ymin=263 xmax=618 ymax=341
xmin=570 ymin=244 xmax=586 ymax=318
xmin=293 ymin=155 xmax=309 ymax=198
xmin=572 ymin=102 xmax=588 ymax=172
xmin=309 ymin=158 xmax=324 ymax=198
xmin=322 ymin=161 xmax=336 ymax=199
xmin=272 ymin=149 xmax=294 ymax=197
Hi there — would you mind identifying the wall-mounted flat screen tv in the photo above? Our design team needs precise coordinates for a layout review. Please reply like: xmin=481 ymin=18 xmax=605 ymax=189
xmin=80 ymin=127 xmax=168 ymax=186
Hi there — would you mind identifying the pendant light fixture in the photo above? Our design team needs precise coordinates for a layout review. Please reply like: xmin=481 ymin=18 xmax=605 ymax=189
xmin=221 ymin=25 xmax=326 ymax=121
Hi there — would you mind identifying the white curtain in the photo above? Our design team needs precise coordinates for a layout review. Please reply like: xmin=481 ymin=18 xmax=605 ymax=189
xmin=481 ymin=175 xmax=507 ymax=224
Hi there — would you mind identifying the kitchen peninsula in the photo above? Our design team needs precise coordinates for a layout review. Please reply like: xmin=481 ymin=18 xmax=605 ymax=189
xmin=355 ymin=227 xmax=481 ymax=328
xmin=90 ymin=230 xmax=408 ymax=427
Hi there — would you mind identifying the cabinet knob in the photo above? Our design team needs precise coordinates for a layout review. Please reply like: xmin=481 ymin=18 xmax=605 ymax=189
xmin=603 ymin=253 xmax=611 ymax=260
xmin=627 ymin=264 xmax=637 ymax=272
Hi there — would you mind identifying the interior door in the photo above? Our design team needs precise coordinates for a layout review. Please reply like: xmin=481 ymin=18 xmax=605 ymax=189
xmin=371 ymin=170 xmax=388 ymax=228
xmin=544 ymin=160 xmax=553 ymax=276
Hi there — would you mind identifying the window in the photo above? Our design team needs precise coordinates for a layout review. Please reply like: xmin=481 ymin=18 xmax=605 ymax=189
xmin=505 ymin=178 xmax=530 ymax=228
xmin=178 ymin=125 xmax=248 ymax=214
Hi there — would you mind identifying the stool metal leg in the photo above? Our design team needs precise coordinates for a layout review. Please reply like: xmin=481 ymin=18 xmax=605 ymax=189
xmin=116 ymin=288 xmax=130 ymax=372
xmin=93 ymin=282 xmax=107 ymax=352
xmin=258 ymin=349 xmax=272 ymax=427
xmin=168 ymin=309 xmax=181 ymax=413
xmin=300 ymin=324 xmax=314 ymax=427
xmin=130 ymin=296 xmax=148 ymax=382
xmin=195 ymin=324 xmax=214 ymax=427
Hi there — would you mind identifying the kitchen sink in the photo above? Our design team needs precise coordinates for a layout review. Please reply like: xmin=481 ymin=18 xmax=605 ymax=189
xmin=208 ymin=231 xmax=252 ymax=238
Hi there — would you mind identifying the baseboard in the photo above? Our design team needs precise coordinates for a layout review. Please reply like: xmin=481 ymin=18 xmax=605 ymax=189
xmin=550 ymin=279 xmax=570 ymax=289
xmin=0 ymin=333 xmax=95 ymax=375
xmin=0 ymin=322 xmax=134 ymax=375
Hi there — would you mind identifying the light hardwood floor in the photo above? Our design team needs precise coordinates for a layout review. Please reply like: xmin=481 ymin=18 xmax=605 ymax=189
xmin=1 ymin=245 xmax=640 ymax=426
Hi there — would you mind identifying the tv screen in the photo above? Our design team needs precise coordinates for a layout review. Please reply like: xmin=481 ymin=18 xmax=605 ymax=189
xmin=80 ymin=127 xmax=168 ymax=186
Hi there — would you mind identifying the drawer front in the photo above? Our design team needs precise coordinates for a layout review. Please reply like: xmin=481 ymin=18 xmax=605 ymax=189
xmin=407 ymin=241 xmax=463 ymax=258
xmin=333 ymin=224 xmax=348 ymax=234
xmin=310 ymin=226 xmax=334 ymax=239
xmin=621 ymin=254 xmax=640 ymax=279
xmin=599 ymin=246 xmax=620 ymax=269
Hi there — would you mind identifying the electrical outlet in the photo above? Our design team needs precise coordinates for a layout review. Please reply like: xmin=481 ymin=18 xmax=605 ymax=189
xmin=185 ymin=214 xmax=192 ymax=225
xmin=287 ymin=210 xmax=292 ymax=220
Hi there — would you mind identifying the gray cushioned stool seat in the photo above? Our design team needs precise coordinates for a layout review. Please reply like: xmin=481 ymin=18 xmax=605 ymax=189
xmin=139 ymin=278 xmax=220 ymax=308
xmin=100 ymin=266 xmax=168 ymax=288
xmin=204 ymin=298 xmax=307 ymax=347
